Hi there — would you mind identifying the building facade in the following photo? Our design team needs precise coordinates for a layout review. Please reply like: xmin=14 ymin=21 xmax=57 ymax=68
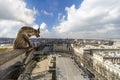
xmin=72 ymin=44 xmax=120 ymax=80
xmin=53 ymin=43 xmax=72 ymax=52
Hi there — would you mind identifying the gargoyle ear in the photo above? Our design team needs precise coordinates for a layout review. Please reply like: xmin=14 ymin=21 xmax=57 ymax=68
xmin=38 ymin=27 xmax=40 ymax=32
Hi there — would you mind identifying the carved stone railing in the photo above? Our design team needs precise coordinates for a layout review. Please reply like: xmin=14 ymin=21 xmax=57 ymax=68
xmin=0 ymin=48 xmax=38 ymax=80
xmin=0 ymin=49 xmax=26 ymax=65
xmin=17 ymin=48 xmax=37 ymax=80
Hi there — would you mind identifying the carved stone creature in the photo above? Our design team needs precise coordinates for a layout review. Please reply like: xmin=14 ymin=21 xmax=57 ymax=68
xmin=13 ymin=26 xmax=40 ymax=49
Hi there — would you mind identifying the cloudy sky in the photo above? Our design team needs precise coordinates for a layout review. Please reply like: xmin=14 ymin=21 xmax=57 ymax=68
xmin=0 ymin=0 xmax=120 ymax=39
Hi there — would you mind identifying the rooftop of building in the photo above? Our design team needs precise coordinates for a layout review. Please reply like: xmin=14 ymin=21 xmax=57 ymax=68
xmin=104 ymin=60 xmax=120 ymax=73
xmin=97 ymin=52 xmax=120 ymax=58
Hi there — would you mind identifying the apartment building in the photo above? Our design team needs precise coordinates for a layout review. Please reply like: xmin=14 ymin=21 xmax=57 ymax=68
xmin=73 ymin=44 xmax=120 ymax=80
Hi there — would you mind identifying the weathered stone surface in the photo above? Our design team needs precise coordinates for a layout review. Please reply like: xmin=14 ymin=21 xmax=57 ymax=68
xmin=0 ymin=49 xmax=27 ymax=80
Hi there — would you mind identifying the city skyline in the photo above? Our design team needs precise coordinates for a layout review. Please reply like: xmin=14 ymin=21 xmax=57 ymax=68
xmin=0 ymin=0 xmax=120 ymax=39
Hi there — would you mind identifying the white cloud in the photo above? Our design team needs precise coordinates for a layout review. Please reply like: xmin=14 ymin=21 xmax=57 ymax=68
xmin=38 ymin=22 xmax=61 ymax=38
xmin=58 ymin=13 xmax=62 ymax=20
xmin=58 ymin=13 xmax=66 ymax=22
xmin=40 ymin=22 xmax=48 ymax=32
xmin=0 ymin=0 xmax=37 ymax=38
xmin=0 ymin=20 xmax=24 ymax=38
xmin=33 ymin=22 xmax=50 ymax=38
xmin=53 ymin=0 xmax=120 ymax=38
xmin=0 ymin=0 xmax=37 ymax=24
xmin=33 ymin=24 xmax=39 ymax=29
xmin=41 ymin=10 xmax=53 ymax=16
xmin=96 ymin=24 xmax=114 ymax=33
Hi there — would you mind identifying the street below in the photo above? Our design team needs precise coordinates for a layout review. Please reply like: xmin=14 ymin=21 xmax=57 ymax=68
xmin=56 ymin=56 xmax=89 ymax=80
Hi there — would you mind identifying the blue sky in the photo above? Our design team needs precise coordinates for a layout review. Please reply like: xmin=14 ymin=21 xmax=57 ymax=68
xmin=0 ymin=0 xmax=120 ymax=39
xmin=25 ymin=0 xmax=82 ymax=31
